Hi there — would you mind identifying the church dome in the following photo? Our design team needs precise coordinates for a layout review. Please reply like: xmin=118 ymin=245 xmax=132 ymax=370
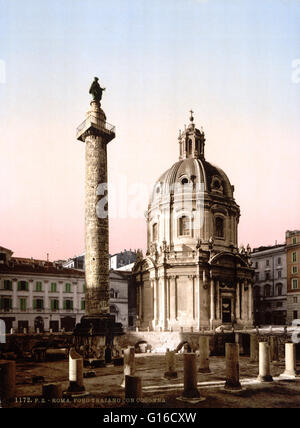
xmin=151 ymin=157 xmax=234 ymax=203
xmin=146 ymin=111 xmax=240 ymax=254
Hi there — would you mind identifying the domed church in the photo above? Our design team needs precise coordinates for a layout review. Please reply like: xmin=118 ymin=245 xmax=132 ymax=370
xmin=133 ymin=112 xmax=254 ymax=331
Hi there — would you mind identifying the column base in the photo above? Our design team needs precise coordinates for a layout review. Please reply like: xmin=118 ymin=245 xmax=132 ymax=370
xmin=257 ymin=375 xmax=273 ymax=383
xmin=279 ymin=370 xmax=297 ymax=379
xmin=224 ymin=380 xmax=242 ymax=391
xmin=182 ymin=388 xmax=200 ymax=399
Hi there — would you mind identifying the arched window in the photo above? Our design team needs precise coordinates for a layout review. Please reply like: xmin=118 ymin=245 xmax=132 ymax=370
xmin=179 ymin=216 xmax=190 ymax=236
xmin=215 ymin=217 xmax=224 ymax=238
xmin=152 ymin=223 xmax=158 ymax=241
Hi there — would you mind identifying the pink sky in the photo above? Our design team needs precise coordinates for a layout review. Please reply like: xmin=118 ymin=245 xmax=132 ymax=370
xmin=0 ymin=0 xmax=299 ymax=260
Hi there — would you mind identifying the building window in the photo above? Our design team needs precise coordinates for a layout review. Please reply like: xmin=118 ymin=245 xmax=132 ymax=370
xmin=276 ymin=302 xmax=283 ymax=308
xmin=264 ymin=284 xmax=271 ymax=297
xmin=266 ymin=259 xmax=270 ymax=267
xmin=3 ymin=280 xmax=12 ymax=290
xmin=0 ymin=297 xmax=12 ymax=311
xmin=81 ymin=300 xmax=85 ymax=310
xmin=35 ymin=281 xmax=42 ymax=292
xmin=63 ymin=300 xmax=73 ymax=310
xmin=254 ymin=286 xmax=260 ymax=297
xmin=292 ymin=279 xmax=298 ymax=290
xmin=34 ymin=299 xmax=44 ymax=310
xmin=110 ymin=289 xmax=115 ymax=298
xmin=65 ymin=283 xmax=71 ymax=293
xmin=277 ymin=284 xmax=283 ymax=296
xmin=215 ymin=217 xmax=224 ymax=238
xmin=292 ymin=266 xmax=298 ymax=274
xmin=50 ymin=283 xmax=57 ymax=292
xmin=179 ymin=216 xmax=190 ymax=236
xmin=278 ymin=270 xmax=282 ymax=279
xmin=50 ymin=300 xmax=59 ymax=311
xmin=277 ymin=257 xmax=282 ymax=265
xmin=20 ymin=298 xmax=27 ymax=311
xmin=293 ymin=297 xmax=298 ymax=304
xmin=293 ymin=310 xmax=298 ymax=320
xmin=255 ymin=261 xmax=259 ymax=269
xmin=83 ymin=283 xmax=86 ymax=292
xmin=152 ymin=223 xmax=158 ymax=241
xmin=292 ymin=252 xmax=297 ymax=263
xmin=18 ymin=281 xmax=28 ymax=291
xmin=265 ymin=272 xmax=270 ymax=281
xmin=293 ymin=237 xmax=297 ymax=244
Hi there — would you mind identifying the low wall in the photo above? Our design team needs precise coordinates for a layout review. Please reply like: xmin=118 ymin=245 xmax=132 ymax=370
xmin=0 ymin=330 xmax=297 ymax=359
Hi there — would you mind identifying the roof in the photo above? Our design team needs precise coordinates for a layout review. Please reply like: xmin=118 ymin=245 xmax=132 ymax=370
xmin=150 ymin=157 xmax=234 ymax=205
xmin=0 ymin=257 xmax=84 ymax=278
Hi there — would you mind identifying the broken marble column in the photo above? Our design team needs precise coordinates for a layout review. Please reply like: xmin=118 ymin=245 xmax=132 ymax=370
xmin=121 ymin=346 xmax=135 ymax=387
xmin=198 ymin=336 xmax=211 ymax=373
xmin=250 ymin=334 xmax=259 ymax=363
xmin=67 ymin=348 xmax=85 ymax=393
xmin=257 ymin=342 xmax=273 ymax=382
xmin=269 ymin=336 xmax=279 ymax=362
xmin=0 ymin=360 xmax=16 ymax=401
xmin=224 ymin=343 xmax=242 ymax=391
xmin=164 ymin=349 xmax=177 ymax=379
xmin=280 ymin=343 xmax=297 ymax=378
xmin=182 ymin=353 xmax=200 ymax=398
xmin=125 ymin=375 xmax=142 ymax=401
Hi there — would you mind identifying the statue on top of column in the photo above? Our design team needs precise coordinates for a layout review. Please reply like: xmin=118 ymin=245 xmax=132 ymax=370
xmin=89 ymin=77 xmax=106 ymax=103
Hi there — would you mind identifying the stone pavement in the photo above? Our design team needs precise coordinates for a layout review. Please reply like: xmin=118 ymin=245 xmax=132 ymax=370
xmin=4 ymin=353 xmax=300 ymax=408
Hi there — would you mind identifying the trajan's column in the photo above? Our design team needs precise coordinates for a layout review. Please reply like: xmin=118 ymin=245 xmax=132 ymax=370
xmin=74 ymin=78 xmax=123 ymax=365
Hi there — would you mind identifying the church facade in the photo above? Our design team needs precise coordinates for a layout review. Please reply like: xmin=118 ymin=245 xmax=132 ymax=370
xmin=133 ymin=112 xmax=254 ymax=331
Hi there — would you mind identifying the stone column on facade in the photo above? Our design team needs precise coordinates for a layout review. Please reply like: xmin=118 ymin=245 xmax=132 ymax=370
xmin=210 ymin=278 xmax=215 ymax=329
xmin=167 ymin=276 xmax=171 ymax=326
xmin=248 ymin=281 xmax=253 ymax=322
xmin=236 ymin=281 xmax=240 ymax=321
xmin=241 ymin=281 xmax=248 ymax=322
xmin=152 ymin=280 xmax=157 ymax=329
xmin=174 ymin=276 xmax=178 ymax=321
xmin=162 ymin=271 xmax=168 ymax=331
xmin=215 ymin=280 xmax=220 ymax=321
xmin=139 ymin=284 xmax=143 ymax=321
xmin=197 ymin=270 xmax=203 ymax=331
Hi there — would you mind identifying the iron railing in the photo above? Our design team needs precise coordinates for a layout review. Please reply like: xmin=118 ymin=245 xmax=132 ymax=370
xmin=76 ymin=115 xmax=115 ymax=139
